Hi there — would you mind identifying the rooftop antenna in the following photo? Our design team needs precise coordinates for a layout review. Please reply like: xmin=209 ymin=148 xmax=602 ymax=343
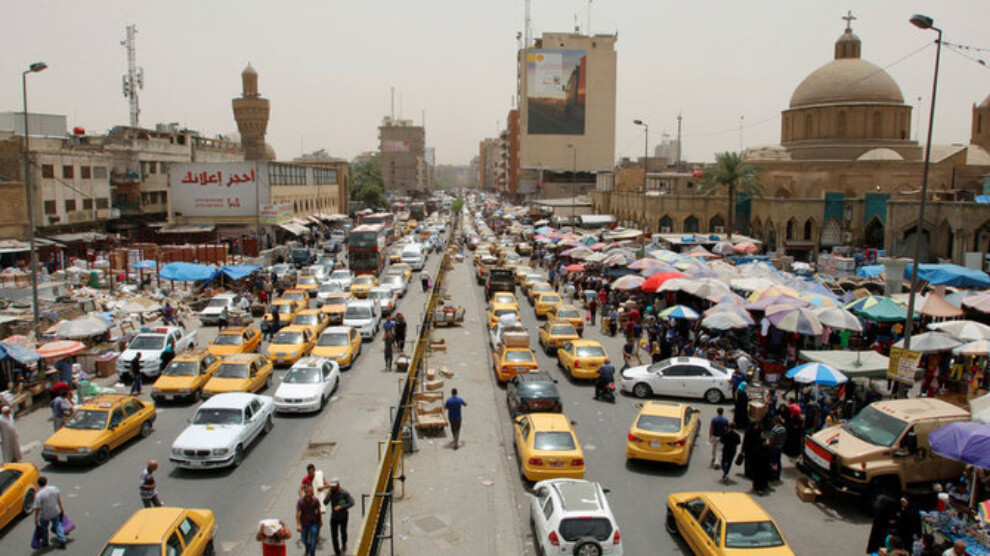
xmin=120 ymin=24 xmax=144 ymax=128
xmin=574 ymin=13 xmax=579 ymax=33
xmin=390 ymin=86 xmax=395 ymax=121
xmin=524 ymin=0 xmax=532 ymax=47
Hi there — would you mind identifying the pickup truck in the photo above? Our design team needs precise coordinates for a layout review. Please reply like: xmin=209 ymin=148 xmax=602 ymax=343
xmin=485 ymin=267 xmax=515 ymax=300
xmin=117 ymin=326 xmax=198 ymax=381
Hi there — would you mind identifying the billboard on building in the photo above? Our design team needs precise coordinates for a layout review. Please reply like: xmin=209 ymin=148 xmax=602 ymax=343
xmin=259 ymin=203 xmax=293 ymax=224
xmin=382 ymin=140 xmax=410 ymax=152
xmin=170 ymin=162 xmax=267 ymax=217
xmin=526 ymin=49 xmax=587 ymax=135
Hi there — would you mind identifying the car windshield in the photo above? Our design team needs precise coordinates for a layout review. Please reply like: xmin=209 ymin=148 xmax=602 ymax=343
xmin=576 ymin=346 xmax=606 ymax=358
xmin=215 ymin=363 xmax=250 ymax=379
xmin=559 ymin=517 xmax=612 ymax=542
xmin=354 ymin=276 xmax=374 ymax=285
xmin=293 ymin=315 xmax=319 ymax=326
xmin=725 ymin=521 xmax=786 ymax=549
xmin=345 ymin=307 xmax=372 ymax=319
xmin=381 ymin=276 xmax=402 ymax=286
xmin=520 ymin=383 xmax=557 ymax=397
xmin=273 ymin=332 xmax=304 ymax=345
xmin=65 ymin=409 xmax=107 ymax=430
xmin=129 ymin=335 xmax=165 ymax=350
xmin=494 ymin=295 xmax=515 ymax=304
xmin=326 ymin=296 xmax=348 ymax=306
xmin=206 ymin=298 xmax=230 ymax=308
xmin=494 ymin=310 xmax=516 ymax=318
xmin=273 ymin=304 xmax=294 ymax=314
xmin=330 ymin=271 xmax=351 ymax=280
xmin=213 ymin=334 xmax=242 ymax=346
xmin=164 ymin=361 xmax=199 ymax=376
xmin=285 ymin=367 xmax=322 ymax=384
xmin=318 ymin=333 xmax=349 ymax=347
xmin=637 ymin=414 xmax=682 ymax=433
xmin=100 ymin=545 xmax=162 ymax=556
xmin=193 ymin=408 xmax=243 ymax=426
xmin=319 ymin=283 xmax=342 ymax=293
xmin=283 ymin=292 xmax=306 ymax=302
xmin=505 ymin=350 xmax=534 ymax=363
xmin=298 ymin=276 xmax=317 ymax=285
xmin=533 ymin=431 xmax=576 ymax=451
xmin=540 ymin=295 xmax=561 ymax=304
xmin=843 ymin=405 xmax=909 ymax=447
xmin=557 ymin=310 xmax=580 ymax=319
xmin=551 ymin=325 xmax=577 ymax=336
xmin=369 ymin=291 xmax=390 ymax=300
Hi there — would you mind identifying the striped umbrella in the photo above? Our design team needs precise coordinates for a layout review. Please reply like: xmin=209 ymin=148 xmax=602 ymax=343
xmin=814 ymin=306 xmax=864 ymax=332
xmin=659 ymin=305 xmax=701 ymax=320
xmin=611 ymin=275 xmax=645 ymax=291
xmin=844 ymin=295 xmax=887 ymax=312
xmin=745 ymin=295 xmax=808 ymax=312
xmin=733 ymin=242 xmax=759 ymax=254
xmin=36 ymin=340 xmax=86 ymax=359
xmin=799 ymin=292 xmax=838 ymax=308
xmin=703 ymin=304 xmax=755 ymax=324
xmin=707 ymin=292 xmax=747 ymax=306
xmin=54 ymin=315 xmax=110 ymax=340
xmin=748 ymin=285 xmax=801 ymax=302
xmin=785 ymin=362 xmax=848 ymax=386
xmin=767 ymin=306 xmax=823 ymax=336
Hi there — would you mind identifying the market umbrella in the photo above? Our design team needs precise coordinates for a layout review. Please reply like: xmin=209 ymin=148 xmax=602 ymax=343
xmin=641 ymin=272 xmax=685 ymax=293
xmin=659 ymin=305 xmax=701 ymax=320
xmin=929 ymin=421 xmax=990 ymax=469
xmin=747 ymin=284 xmax=801 ymax=302
xmin=745 ymin=295 xmax=808 ymax=312
xmin=707 ymin=292 xmax=747 ymax=306
xmin=584 ymin=252 xmax=608 ymax=263
xmin=701 ymin=312 xmax=752 ymax=331
xmin=928 ymin=320 xmax=990 ymax=342
xmin=962 ymin=292 xmax=990 ymax=314
xmin=590 ymin=242 xmax=608 ymax=251
xmin=54 ymin=315 xmax=110 ymax=340
xmin=814 ymin=306 xmax=864 ymax=332
xmin=799 ymin=292 xmax=838 ymax=308
xmin=785 ymin=362 xmax=848 ymax=386
xmin=564 ymin=263 xmax=586 ymax=272
xmin=119 ymin=297 xmax=162 ymax=314
xmin=640 ymin=263 xmax=680 ymax=277
xmin=130 ymin=260 xmax=158 ymax=269
xmin=686 ymin=246 xmax=719 ymax=259
xmin=851 ymin=297 xmax=909 ymax=322
xmin=733 ymin=242 xmax=759 ymax=254
xmin=36 ymin=340 xmax=86 ymax=359
xmin=712 ymin=241 xmax=736 ymax=255
xmin=628 ymin=257 xmax=664 ymax=270
xmin=845 ymin=295 xmax=887 ymax=312
xmin=920 ymin=293 xmax=965 ymax=319
xmin=611 ymin=275 xmax=645 ymax=291
xmin=729 ymin=276 xmax=775 ymax=293
xmin=602 ymin=252 xmax=633 ymax=267
xmin=682 ymin=279 xmax=731 ymax=299
xmin=0 ymin=343 xmax=40 ymax=364
xmin=892 ymin=331 xmax=963 ymax=354
xmin=953 ymin=340 xmax=990 ymax=356
xmin=767 ymin=306 xmax=823 ymax=336
xmin=657 ymin=278 xmax=695 ymax=293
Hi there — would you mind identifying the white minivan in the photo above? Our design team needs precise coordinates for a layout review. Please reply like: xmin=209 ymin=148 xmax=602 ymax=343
xmin=400 ymin=243 xmax=427 ymax=271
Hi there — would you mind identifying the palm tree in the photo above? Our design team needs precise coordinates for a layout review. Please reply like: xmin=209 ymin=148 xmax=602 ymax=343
xmin=700 ymin=151 xmax=763 ymax=237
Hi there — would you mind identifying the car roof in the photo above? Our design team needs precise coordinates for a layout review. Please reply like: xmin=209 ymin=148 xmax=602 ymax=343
xmin=682 ymin=492 xmax=775 ymax=523
xmin=80 ymin=394 xmax=131 ymax=409
xmin=291 ymin=357 xmax=330 ymax=368
xmin=199 ymin=392 xmax=259 ymax=409
xmin=658 ymin=356 xmax=715 ymax=367
xmin=347 ymin=299 xmax=375 ymax=307
xmin=527 ymin=413 xmax=572 ymax=430
xmin=640 ymin=401 xmax=688 ymax=417
xmin=547 ymin=320 xmax=577 ymax=329
xmin=221 ymin=353 xmax=260 ymax=364
xmin=554 ymin=304 xmax=580 ymax=312
xmin=218 ymin=327 xmax=249 ymax=335
xmin=296 ymin=309 xmax=324 ymax=316
xmin=551 ymin=480 xmax=604 ymax=513
xmin=173 ymin=349 xmax=212 ymax=362
xmin=571 ymin=339 xmax=603 ymax=347
xmin=108 ymin=507 xmax=187 ymax=543
xmin=277 ymin=325 xmax=309 ymax=334
xmin=871 ymin=398 xmax=970 ymax=421
xmin=536 ymin=291 xmax=560 ymax=298
xmin=515 ymin=372 xmax=554 ymax=384
xmin=321 ymin=326 xmax=353 ymax=335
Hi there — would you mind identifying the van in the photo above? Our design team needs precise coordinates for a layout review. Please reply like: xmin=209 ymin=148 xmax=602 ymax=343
xmin=797 ymin=398 xmax=969 ymax=499
xmin=400 ymin=243 xmax=426 ymax=271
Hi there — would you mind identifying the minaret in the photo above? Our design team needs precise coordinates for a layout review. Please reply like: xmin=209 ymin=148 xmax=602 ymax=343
xmin=232 ymin=64 xmax=272 ymax=161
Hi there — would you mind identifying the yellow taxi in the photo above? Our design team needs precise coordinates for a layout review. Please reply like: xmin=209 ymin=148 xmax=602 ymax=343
xmin=313 ymin=326 xmax=362 ymax=368
xmin=42 ymin=394 xmax=156 ymax=465
xmin=0 ymin=462 xmax=39 ymax=530
xmin=474 ymin=246 xmax=492 ymax=265
xmin=207 ymin=326 xmax=261 ymax=357
xmin=100 ymin=506 xmax=217 ymax=556
xmin=548 ymin=304 xmax=585 ymax=335
xmin=152 ymin=350 xmax=222 ymax=403
xmin=294 ymin=275 xmax=320 ymax=297
xmin=626 ymin=402 xmax=701 ymax=466
xmin=264 ymin=299 xmax=305 ymax=324
xmin=512 ymin=413 xmax=585 ymax=482
xmin=537 ymin=320 xmax=580 ymax=355
xmin=264 ymin=325 xmax=317 ymax=366
xmin=389 ymin=262 xmax=413 ymax=281
xmin=320 ymin=292 xmax=351 ymax=324
xmin=493 ymin=344 xmax=539 ymax=382
xmin=490 ymin=291 xmax=519 ymax=311
xmin=388 ymin=244 xmax=405 ymax=264
xmin=525 ymin=281 xmax=553 ymax=303
xmin=202 ymin=353 xmax=273 ymax=397
xmin=534 ymin=291 xmax=564 ymax=318
xmin=666 ymin=492 xmax=794 ymax=555
xmin=556 ymin=340 xmax=608 ymax=380
xmin=488 ymin=301 xmax=520 ymax=329
xmin=290 ymin=309 xmax=330 ymax=337
xmin=514 ymin=266 xmax=535 ymax=285
xmin=500 ymin=253 xmax=523 ymax=269
xmin=350 ymin=275 xmax=378 ymax=298
xmin=517 ymin=242 xmax=533 ymax=256
xmin=280 ymin=288 xmax=310 ymax=306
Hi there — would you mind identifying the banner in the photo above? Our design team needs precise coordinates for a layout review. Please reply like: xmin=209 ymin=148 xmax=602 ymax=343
xmin=526 ymin=49 xmax=587 ymax=135
xmin=170 ymin=162 xmax=266 ymax=218
xmin=259 ymin=203 xmax=293 ymax=225
xmin=887 ymin=346 xmax=922 ymax=385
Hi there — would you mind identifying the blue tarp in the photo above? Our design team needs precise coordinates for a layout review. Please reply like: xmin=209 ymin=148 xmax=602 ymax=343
xmin=208 ymin=265 xmax=262 ymax=283
xmin=0 ymin=343 xmax=40 ymax=364
xmin=904 ymin=264 xmax=990 ymax=288
xmin=857 ymin=265 xmax=885 ymax=278
xmin=159 ymin=262 xmax=216 ymax=282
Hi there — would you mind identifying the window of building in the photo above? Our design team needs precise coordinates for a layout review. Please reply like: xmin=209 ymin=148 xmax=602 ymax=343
xmin=141 ymin=192 xmax=150 ymax=204
xmin=62 ymin=165 xmax=74 ymax=179
xmin=83 ymin=199 xmax=93 ymax=210
xmin=42 ymin=164 xmax=54 ymax=178
xmin=683 ymin=216 xmax=699 ymax=233
xmin=65 ymin=199 xmax=76 ymax=212
xmin=96 ymin=198 xmax=109 ymax=209
xmin=149 ymin=162 xmax=157 ymax=174
xmin=804 ymin=220 xmax=814 ymax=241
xmin=80 ymin=166 xmax=91 ymax=179
xmin=160 ymin=191 xmax=168 ymax=205
xmin=93 ymin=166 xmax=107 ymax=179
xmin=786 ymin=220 xmax=795 ymax=240
xmin=43 ymin=200 xmax=56 ymax=214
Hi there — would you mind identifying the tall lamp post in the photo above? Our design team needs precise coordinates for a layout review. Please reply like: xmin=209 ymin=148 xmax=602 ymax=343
xmin=22 ymin=61 xmax=47 ymax=337
xmin=633 ymin=119 xmax=649 ymax=190
xmin=567 ymin=144 xmax=577 ymax=226
xmin=903 ymin=14 xmax=942 ymax=352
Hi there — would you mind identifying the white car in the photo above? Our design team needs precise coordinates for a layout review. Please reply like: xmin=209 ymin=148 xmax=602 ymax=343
xmin=316 ymin=281 xmax=347 ymax=304
xmin=273 ymin=357 xmax=339 ymax=413
xmin=199 ymin=293 xmax=244 ymax=325
xmin=530 ymin=478 xmax=623 ymax=556
xmin=379 ymin=274 xmax=408 ymax=298
xmin=343 ymin=300 xmax=380 ymax=341
xmin=327 ymin=269 xmax=355 ymax=290
xmin=619 ymin=356 xmax=732 ymax=404
xmin=304 ymin=264 xmax=330 ymax=282
xmin=368 ymin=286 xmax=398 ymax=315
xmin=169 ymin=393 xmax=274 ymax=469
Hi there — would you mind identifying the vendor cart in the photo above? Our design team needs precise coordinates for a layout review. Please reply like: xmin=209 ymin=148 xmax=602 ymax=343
xmin=433 ymin=306 xmax=466 ymax=327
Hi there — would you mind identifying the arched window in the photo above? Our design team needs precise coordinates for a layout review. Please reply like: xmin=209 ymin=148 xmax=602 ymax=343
xmin=684 ymin=216 xmax=699 ymax=233
xmin=709 ymin=214 xmax=725 ymax=233
xmin=659 ymin=215 xmax=673 ymax=232
xmin=804 ymin=219 xmax=813 ymax=241
xmin=786 ymin=220 xmax=794 ymax=240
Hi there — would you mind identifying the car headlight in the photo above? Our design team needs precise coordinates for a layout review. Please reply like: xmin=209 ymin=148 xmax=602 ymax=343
xmin=211 ymin=448 xmax=229 ymax=456
xmin=275 ymin=396 xmax=285 ymax=403
xmin=306 ymin=396 xmax=319 ymax=403
xmin=171 ymin=447 xmax=183 ymax=456
xmin=76 ymin=447 xmax=92 ymax=454
xmin=43 ymin=444 xmax=54 ymax=452
xmin=335 ymin=354 xmax=346 ymax=360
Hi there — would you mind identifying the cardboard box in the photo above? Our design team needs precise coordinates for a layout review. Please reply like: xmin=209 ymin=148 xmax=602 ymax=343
xmin=795 ymin=477 xmax=821 ymax=502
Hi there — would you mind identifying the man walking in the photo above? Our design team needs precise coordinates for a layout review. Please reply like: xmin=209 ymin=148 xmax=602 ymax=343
xmin=33 ymin=476 xmax=68 ymax=548
xmin=295 ymin=484 xmax=321 ymax=556
xmin=709 ymin=408 xmax=729 ymax=469
xmin=1 ymin=406 xmax=21 ymax=463
xmin=327 ymin=478 xmax=355 ymax=556
xmin=129 ymin=353 xmax=143 ymax=396
xmin=50 ymin=390 xmax=73 ymax=431
xmin=719 ymin=423 xmax=741 ymax=484
xmin=394 ymin=314 xmax=407 ymax=352
xmin=383 ymin=327 xmax=395 ymax=372
xmin=769 ymin=416 xmax=787 ymax=482
xmin=620 ymin=337 xmax=642 ymax=372
xmin=445 ymin=388 xmax=468 ymax=449
xmin=139 ymin=460 xmax=163 ymax=507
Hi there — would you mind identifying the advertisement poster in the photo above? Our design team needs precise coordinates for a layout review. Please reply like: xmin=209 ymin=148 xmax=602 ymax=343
xmin=526 ymin=49 xmax=587 ymax=135
xmin=259 ymin=203 xmax=294 ymax=224
xmin=887 ymin=346 xmax=922 ymax=385
xmin=170 ymin=162 xmax=266 ymax=218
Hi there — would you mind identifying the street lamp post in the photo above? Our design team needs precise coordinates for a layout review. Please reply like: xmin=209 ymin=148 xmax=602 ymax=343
xmin=567 ymin=144 xmax=577 ymax=226
xmin=633 ymin=119 xmax=649 ymax=191
xmin=22 ymin=61 xmax=47 ymax=337
xmin=903 ymin=14 xmax=942 ymax=352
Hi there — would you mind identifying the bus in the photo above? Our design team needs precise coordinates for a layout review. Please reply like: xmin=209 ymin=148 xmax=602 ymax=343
xmin=425 ymin=198 xmax=440 ymax=214
xmin=348 ymin=224 xmax=387 ymax=276
xmin=409 ymin=202 xmax=426 ymax=221
xmin=359 ymin=212 xmax=396 ymax=244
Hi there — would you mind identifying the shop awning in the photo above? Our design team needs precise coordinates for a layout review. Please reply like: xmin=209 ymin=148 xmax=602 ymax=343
xmin=579 ymin=214 xmax=616 ymax=226
xmin=291 ymin=218 xmax=310 ymax=226
xmin=307 ymin=215 xmax=322 ymax=224
xmin=278 ymin=223 xmax=309 ymax=236
xmin=46 ymin=232 xmax=107 ymax=243
xmin=158 ymin=224 xmax=215 ymax=234
xmin=799 ymin=350 xmax=890 ymax=378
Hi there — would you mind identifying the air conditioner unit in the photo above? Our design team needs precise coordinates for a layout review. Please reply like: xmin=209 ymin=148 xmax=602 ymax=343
xmin=660 ymin=226 xmax=672 ymax=233
xmin=714 ymin=226 xmax=725 ymax=234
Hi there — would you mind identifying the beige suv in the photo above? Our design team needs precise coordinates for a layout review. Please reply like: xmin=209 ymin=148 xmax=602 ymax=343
xmin=798 ymin=398 xmax=969 ymax=499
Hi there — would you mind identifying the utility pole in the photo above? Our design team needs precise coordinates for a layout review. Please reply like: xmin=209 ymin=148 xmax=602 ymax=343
xmin=676 ymin=113 xmax=683 ymax=172
xmin=120 ymin=24 xmax=144 ymax=128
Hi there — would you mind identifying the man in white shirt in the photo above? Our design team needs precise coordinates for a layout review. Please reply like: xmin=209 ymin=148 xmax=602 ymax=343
xmin=34 ymin=476 xmax=68 ymax=547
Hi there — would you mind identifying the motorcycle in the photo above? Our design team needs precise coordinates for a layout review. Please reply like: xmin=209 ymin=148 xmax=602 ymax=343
xmin=594 ymin=381 xmax=616 ymax=403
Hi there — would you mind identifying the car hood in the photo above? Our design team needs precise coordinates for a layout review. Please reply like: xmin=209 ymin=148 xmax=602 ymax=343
xmin=275 ymin=383 xmax=323 ymax=398
xmin=807 ymin=426 xmax=887 ymax=464
xmin=313 ymin=346 xmax=348 ymax=358
xmin=173 ymin=425 xmax=243 ymax=450
xmin=46 ymin=428 xmax=106 ymax=449
xmin=209 ymin=345 xmax=243 ymax=356
xmin=344 ymin=318 xmax=372 ymax=327
xmin=620 ymin=365 xmax=653 ymax=380
xmin=154 ymin=375 xmax=199 ymax=390
xmin=120 ymin=349 xmax=163 ymax=362
xmin=200 ymin=306 xmax=226 ymax=315
xmin=205 ymin=377 xmax=251 ymax=393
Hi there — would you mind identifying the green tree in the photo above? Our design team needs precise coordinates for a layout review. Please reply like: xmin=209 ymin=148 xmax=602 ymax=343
xmin=451 ymin=198 xmax=464 ymax=213
xmin=700 ymin=151 xmax=763 ymax=236
xmin=349 ymin=160 xmax=387 ymax=209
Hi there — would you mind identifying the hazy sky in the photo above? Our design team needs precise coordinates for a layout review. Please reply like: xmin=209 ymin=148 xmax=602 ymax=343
xmin=3 ymin=1 xmax=990 ymax=166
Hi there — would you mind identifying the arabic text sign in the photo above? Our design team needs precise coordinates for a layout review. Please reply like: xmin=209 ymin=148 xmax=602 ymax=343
xmin=170 ymin=163 xmax=267 ymax=218
xmin=887 ymin=346 xmax=922 ymax=385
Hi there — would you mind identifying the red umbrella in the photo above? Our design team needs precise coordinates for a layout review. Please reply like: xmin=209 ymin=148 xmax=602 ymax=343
xmin=564 ymin=264 xmax=586 ymax=272
xmin=733 ymin=242 xmax=759 ymax=254
xmin=641 ymin=272 xmax=685 ymax=293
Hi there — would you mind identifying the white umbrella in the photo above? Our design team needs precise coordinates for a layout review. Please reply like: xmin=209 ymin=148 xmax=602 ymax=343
xmin=892 ymin=331 xmax=963 ymax=354
xmin=928 ymin=320 xmax=990 ymax=342
xmin=54 ymin=316 xmax=110 ymax=340
xmin=701 ymin=312 xmax=752 ymax=331
xmin=729 ymin=277 xmax=775 ymax=292
xmin=814 ymin=306 xmax=864 ymax=332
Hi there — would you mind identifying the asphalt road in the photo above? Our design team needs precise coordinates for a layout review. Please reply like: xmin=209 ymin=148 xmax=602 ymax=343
xmin=0 ymin=255 xmax=442 ymax=554
xmin=474 ymin=262 xmax=873 ymax=555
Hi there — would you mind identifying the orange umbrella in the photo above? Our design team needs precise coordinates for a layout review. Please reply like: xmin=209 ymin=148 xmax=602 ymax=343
xmin=733 ymin=242 xmax=759 ymax=254
xmin=36 ymin=340 xmax=86 ymax=359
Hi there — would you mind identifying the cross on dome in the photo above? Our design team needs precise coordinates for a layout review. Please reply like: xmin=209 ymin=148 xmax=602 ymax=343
xmin=842 ymin=10 xmax=856 ymax=31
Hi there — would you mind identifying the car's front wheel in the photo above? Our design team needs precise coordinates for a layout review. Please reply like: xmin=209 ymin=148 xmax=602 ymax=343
xmin=94 ymin=445 xmax=111 ymax=465
xmin=665 ymin=509 xmax=680 ymax=535
xmin=633 ymin=383 xmax=653 ymax=399
xmin=704 ymin=388 xmax=724 ymax=404
xmin=232 ymin=444 xmax=245 ymax=467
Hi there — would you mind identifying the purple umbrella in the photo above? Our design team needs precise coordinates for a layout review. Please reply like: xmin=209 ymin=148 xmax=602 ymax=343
xmin=640 ymin=263 xmax=679 ymax=277
xmin=767 ymin=306 xmax=823 ymax=336
xmin=930 ymin=422 xmax=990 ymax=469
xmin=745 ymin=295 xmax=809 ymax=312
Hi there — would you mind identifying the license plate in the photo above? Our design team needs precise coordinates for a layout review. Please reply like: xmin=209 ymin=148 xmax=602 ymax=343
xmin=650 ymin=440 xmax=662 ymax=448
xmin=57 ymin=455 xmax=67 ymax=462
xmin=549 ymin=460 xmax=564 ymax=468
xmin=278 ymin=358 xmax=285 ymax=364
xmin=164 ymin=394 xmax=174 ymax=401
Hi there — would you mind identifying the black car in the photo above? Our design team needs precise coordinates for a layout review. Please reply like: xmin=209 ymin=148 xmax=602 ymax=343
xmin=507 ymin=372 xmax=562 ymax=416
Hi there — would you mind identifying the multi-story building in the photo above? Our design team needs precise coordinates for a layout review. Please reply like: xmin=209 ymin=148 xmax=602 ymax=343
xmin=293 ymin=150 xmax=350 ymax=216
xmin=478 ymin=138 xmax=502 ymax=191
xmin=379 ymin=118 xmax=426 ymax=196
